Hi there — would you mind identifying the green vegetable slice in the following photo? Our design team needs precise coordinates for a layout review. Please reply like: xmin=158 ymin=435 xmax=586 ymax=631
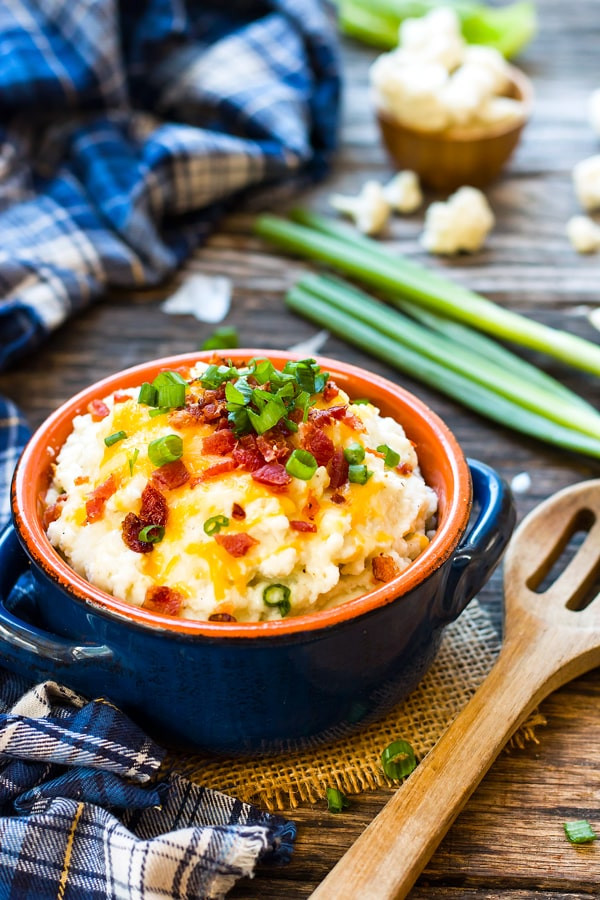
xmin=381 ymin=739 xmax=417 ymax=780
xmin=148 ymin=434 xmax=183 ymax=467
xmin=285 ymin=449 xmax=318 ymax=480
xmin=104 ymin=431 xmax=127 ymax=447
xmin=326 ymin=787 xmax=350 ymax=813
xmin=204 ymin=515 xmax=230 ymax=536
xmin=263 ymin=584 xmax=291 ymax=617
xmin=138 ymin=524 xmax=165 ymax=543
xmin=564 ymin=820 xmax=598 ymax=844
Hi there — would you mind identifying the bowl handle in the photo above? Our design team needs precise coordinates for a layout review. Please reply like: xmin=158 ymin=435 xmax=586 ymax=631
xmin=433 ymin=458 xmax=515 ymax=625
xmin=0 ymin=525 xmax=113 ymax=673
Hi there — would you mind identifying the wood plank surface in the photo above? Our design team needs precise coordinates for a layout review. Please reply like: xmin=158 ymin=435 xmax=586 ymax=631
xmin=2 ymin=0 xmax=600 ymax=897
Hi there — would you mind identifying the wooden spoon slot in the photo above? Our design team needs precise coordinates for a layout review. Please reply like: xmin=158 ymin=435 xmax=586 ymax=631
xmin=526 ymin=507 xmax=600 ymax=610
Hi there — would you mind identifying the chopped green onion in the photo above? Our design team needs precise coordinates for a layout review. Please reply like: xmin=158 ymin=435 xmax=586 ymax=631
xmin=352 ymin=398 xmax=371 ymax=405
xmin=263 ymin=583 xmax=291 ymax=617
xmin=153 ymin=370 xmax=187 ymax=388
xmin=128 ymin=448 xmax=139 ymax=476
xmin=348 ymin=464 xmax=372 ymax=485
xmin=284 ymin=281 xmax=600 ymax=460
xmin=285 ymin=449 xmax=318 ymax=480
xmin=377 ymin=444 xmax=400 ymax=468
xmin=156 ymin=382 xmax=186 ymax=409
xmin=256 ymin=213 xmax=600 ymax=378
xmin=247 ymin=396 xmax=287 ymax=434
xmin=138 ymin=524 xmax=165 ymax=544
xmin=564 ymin=820 xmax=598 ymax=844
xmin=148 ymin=407 xmax=170 ymax=418
xmin=204 ymin=514 xmax=230 ymax=536
xmin=138 ymin=383 xmax=158 ymax=406
xmin=148 ymin=434 xmax=183 ymax=467
xmin=381 ymin=739 xmax=417 ymax=780
xmin=326 ymin=787 xmax=350 ymax=814
xmin=104 ymin=430 xmax=127 ymax=447
xmin=199 ymin=364 xmax=239 ymax=389
xmin=201 ymin=327 xmax=239 ymax=351
xmin=283 ymin=417 xmax=299 ymax=432
xmin=344 ymin=442 xmax=365 ymax=464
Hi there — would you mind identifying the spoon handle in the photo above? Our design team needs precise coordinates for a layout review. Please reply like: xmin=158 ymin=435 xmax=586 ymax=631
xmin=311 ymin=630 xmax=584 ymax=900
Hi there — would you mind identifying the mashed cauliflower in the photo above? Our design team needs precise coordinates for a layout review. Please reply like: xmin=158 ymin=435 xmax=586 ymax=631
xmin=44 ymin=358 xmax=437 ymax=622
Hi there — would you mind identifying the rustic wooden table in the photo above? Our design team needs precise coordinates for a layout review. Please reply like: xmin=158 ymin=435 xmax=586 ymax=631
xmin=2 ymin=0 xmax=600 ymax=896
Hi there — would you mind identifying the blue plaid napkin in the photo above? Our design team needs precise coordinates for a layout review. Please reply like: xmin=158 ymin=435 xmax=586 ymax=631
xmin=0 ymin=0 xmax=339 ymax=371
xmin=0 ymin=400 xmax=296 ymax=896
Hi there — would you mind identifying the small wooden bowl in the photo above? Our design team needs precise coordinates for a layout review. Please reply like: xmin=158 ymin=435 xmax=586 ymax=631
xmin=376 ymin=65 xmax=533 ymax=191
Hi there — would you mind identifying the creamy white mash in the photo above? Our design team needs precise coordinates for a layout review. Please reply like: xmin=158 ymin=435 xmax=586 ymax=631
xmin=45 ymin=358 xmax=437 ymax=621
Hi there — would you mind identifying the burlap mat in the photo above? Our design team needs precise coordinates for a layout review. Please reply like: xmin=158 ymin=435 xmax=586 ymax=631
xmin=171 ymin=599 xmax=545 ymax=811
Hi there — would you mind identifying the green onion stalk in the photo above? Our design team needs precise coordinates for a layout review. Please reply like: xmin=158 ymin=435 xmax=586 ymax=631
xmin=255 ymin=213 xmax=600 ymax=378
xmin=285 ymin=281 xmax=600 ymax=460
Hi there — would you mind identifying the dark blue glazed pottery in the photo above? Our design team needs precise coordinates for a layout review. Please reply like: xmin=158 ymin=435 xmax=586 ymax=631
xmin=5 ymin=352 xmax=515 ymax=755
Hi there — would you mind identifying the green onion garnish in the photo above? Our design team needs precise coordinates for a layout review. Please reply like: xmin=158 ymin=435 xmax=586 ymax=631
xmin=343 ymin=442 xmax=365 ymax=464
xmin=381 ymin=740 xmax=417 ymax=780
xmin=377 ymin=444 xmax=400 ymax=468
xmin=326 ymin=787 xmax=349 ymax=814
xmin=153 ymin=370 xmax=188 ymax=388
xmin=104 ymin=430 xmax=127 ymax=447
xmin=564 ymin=820 xmax=598 ymax=844
xmin=156 ymin=382 xmax=186 ymax=409
xmin=148 ymin=434 xmax=183 ymax=467
xmin=138 ymin=524 xmax=165 ymax=543
xmin=148 ymin=407 xmax=170 ymax=418
xmin=128 ymin=448 xmax=139 ymax=476
xmin=263 ymin=583 xmax=291 ymax=617
xmin=348 ymin=464 xmax=372 ymax=485
xmin=138 ymin=383 xmax=158 ymax=406
xmin=203 ymin=515 xmax=230 ymax=536
xmin=285 ymin=449 xmax=318 ymax=480
xmin=351 ymin=398 xmax=371 ymax=405
xmin=201 ymin=327 xmax=239 ymax=351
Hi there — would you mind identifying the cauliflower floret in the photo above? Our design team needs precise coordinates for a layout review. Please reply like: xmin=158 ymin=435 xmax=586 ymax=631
xmin=399 ymin=7 xmax=465 ymax=71
xmin=383 ymin=171 xmax=423 ymax=214
xmin=573 ymin=155 xmax=600 ymax=211
xmin=329 ymin=180 xmax=391 ymax=236
xmin=566 ymin=215 xmax=600 ymax=254
xmin=589 ymin=88 xmax=600 ymax=136
xmin=370 ymin=55 xmax=450 ymax=132
xmin=476 ymin=96 xmax=526 ymax=129
xmin=421 ymin=186 xmax=495 ymax=254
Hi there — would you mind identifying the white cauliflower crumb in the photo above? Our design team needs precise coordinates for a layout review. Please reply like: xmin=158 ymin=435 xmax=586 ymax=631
xmin=383 ymin=171 xmax=423 ymax=213
xmin=589 ymin=88 xmax=600 ymax=137
xmin=573 ymin=155 xmax=600 ymax=211
xmin=421 ymin=186 xmax=495 ymax=254
xmin=566 ymin=215 xmax=600 ymax=254
xmin=329 ymin=180 xmax=391 ymax=235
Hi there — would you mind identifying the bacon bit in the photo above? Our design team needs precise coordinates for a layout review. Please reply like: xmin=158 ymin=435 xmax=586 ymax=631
xmin=151 ymin=459 xmax=190 ymax=491
xmin=169 ymin=405 xmax=204 ymax=428
xmin=251 ymin=463 xmax=292 ymax=488
xmin=327 ymin=449 xmax=349 ymax=490
xmin=396 ymin=462 xmax=413 ymax=476
xmin=302 ymin=426 xmax=335 ymax=467
xmin=214 ymin=532 xmax=258 ymax=558
xmin=143 ymin=585 xmax=183 ymax=616
xmin=74 ymin=476 xmax=89 ymax=485
xmin=113 ymin=392 xmax=130 ymax=404
xmin=323 ymin=380 xmax=340 ymax=402
xmin=122 ymin=512 xmax=154 ymax=553
xmin=303 ymin=491 xmax=320 ymax=520
xmin=208 ymin=612 xmax=237 ymax=622
xmin=231 ymin=503 xmax=246 ymax=520
xmin=140 ymin=483 xmax=168 ymax=527
xmin=88 ymin=399 xmax=110 ymax=421
xmin=233 ymin=434 xmax=264 ymax=472
xmin=366 ymin=447 xmax=387 ymax=460
xmin=42 ymin=494 xmax=67 ymax=528
xmin=199 ymin=459 xmax=237 ymax=481
xmin=256 ymin=433 xmax=292 ymax=463
xmin=290 ymin=520 xmax=317 ymax=533
xmin=330 ymin=492 xmax=346 ymax=504
xmin=308 ymin=408 xmax=332 ymax=427
xmin=202 ymin=401 xmax=226 ymax=422
xmin=372 ymin=555 xmax=400 ymax=583
xmin=202 ymin=429 xmax=236 ymax=456
xmin=85 ymin=474 xmax=117 ymax=522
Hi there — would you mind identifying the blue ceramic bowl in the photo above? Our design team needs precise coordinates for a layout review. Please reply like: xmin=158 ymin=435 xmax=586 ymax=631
xmin=5 ymin=351 xmax=515 ymax=754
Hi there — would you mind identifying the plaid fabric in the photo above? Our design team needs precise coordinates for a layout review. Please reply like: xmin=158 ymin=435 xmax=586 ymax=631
xmin=0 ymin=0 xmax=339 ymax=371
xmin=0 ymin=679 xmax=295 ymax=899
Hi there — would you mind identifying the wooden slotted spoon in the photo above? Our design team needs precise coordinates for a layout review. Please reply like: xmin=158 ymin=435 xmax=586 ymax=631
xmin=312 ymin=479 xmax=600 ymax=900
